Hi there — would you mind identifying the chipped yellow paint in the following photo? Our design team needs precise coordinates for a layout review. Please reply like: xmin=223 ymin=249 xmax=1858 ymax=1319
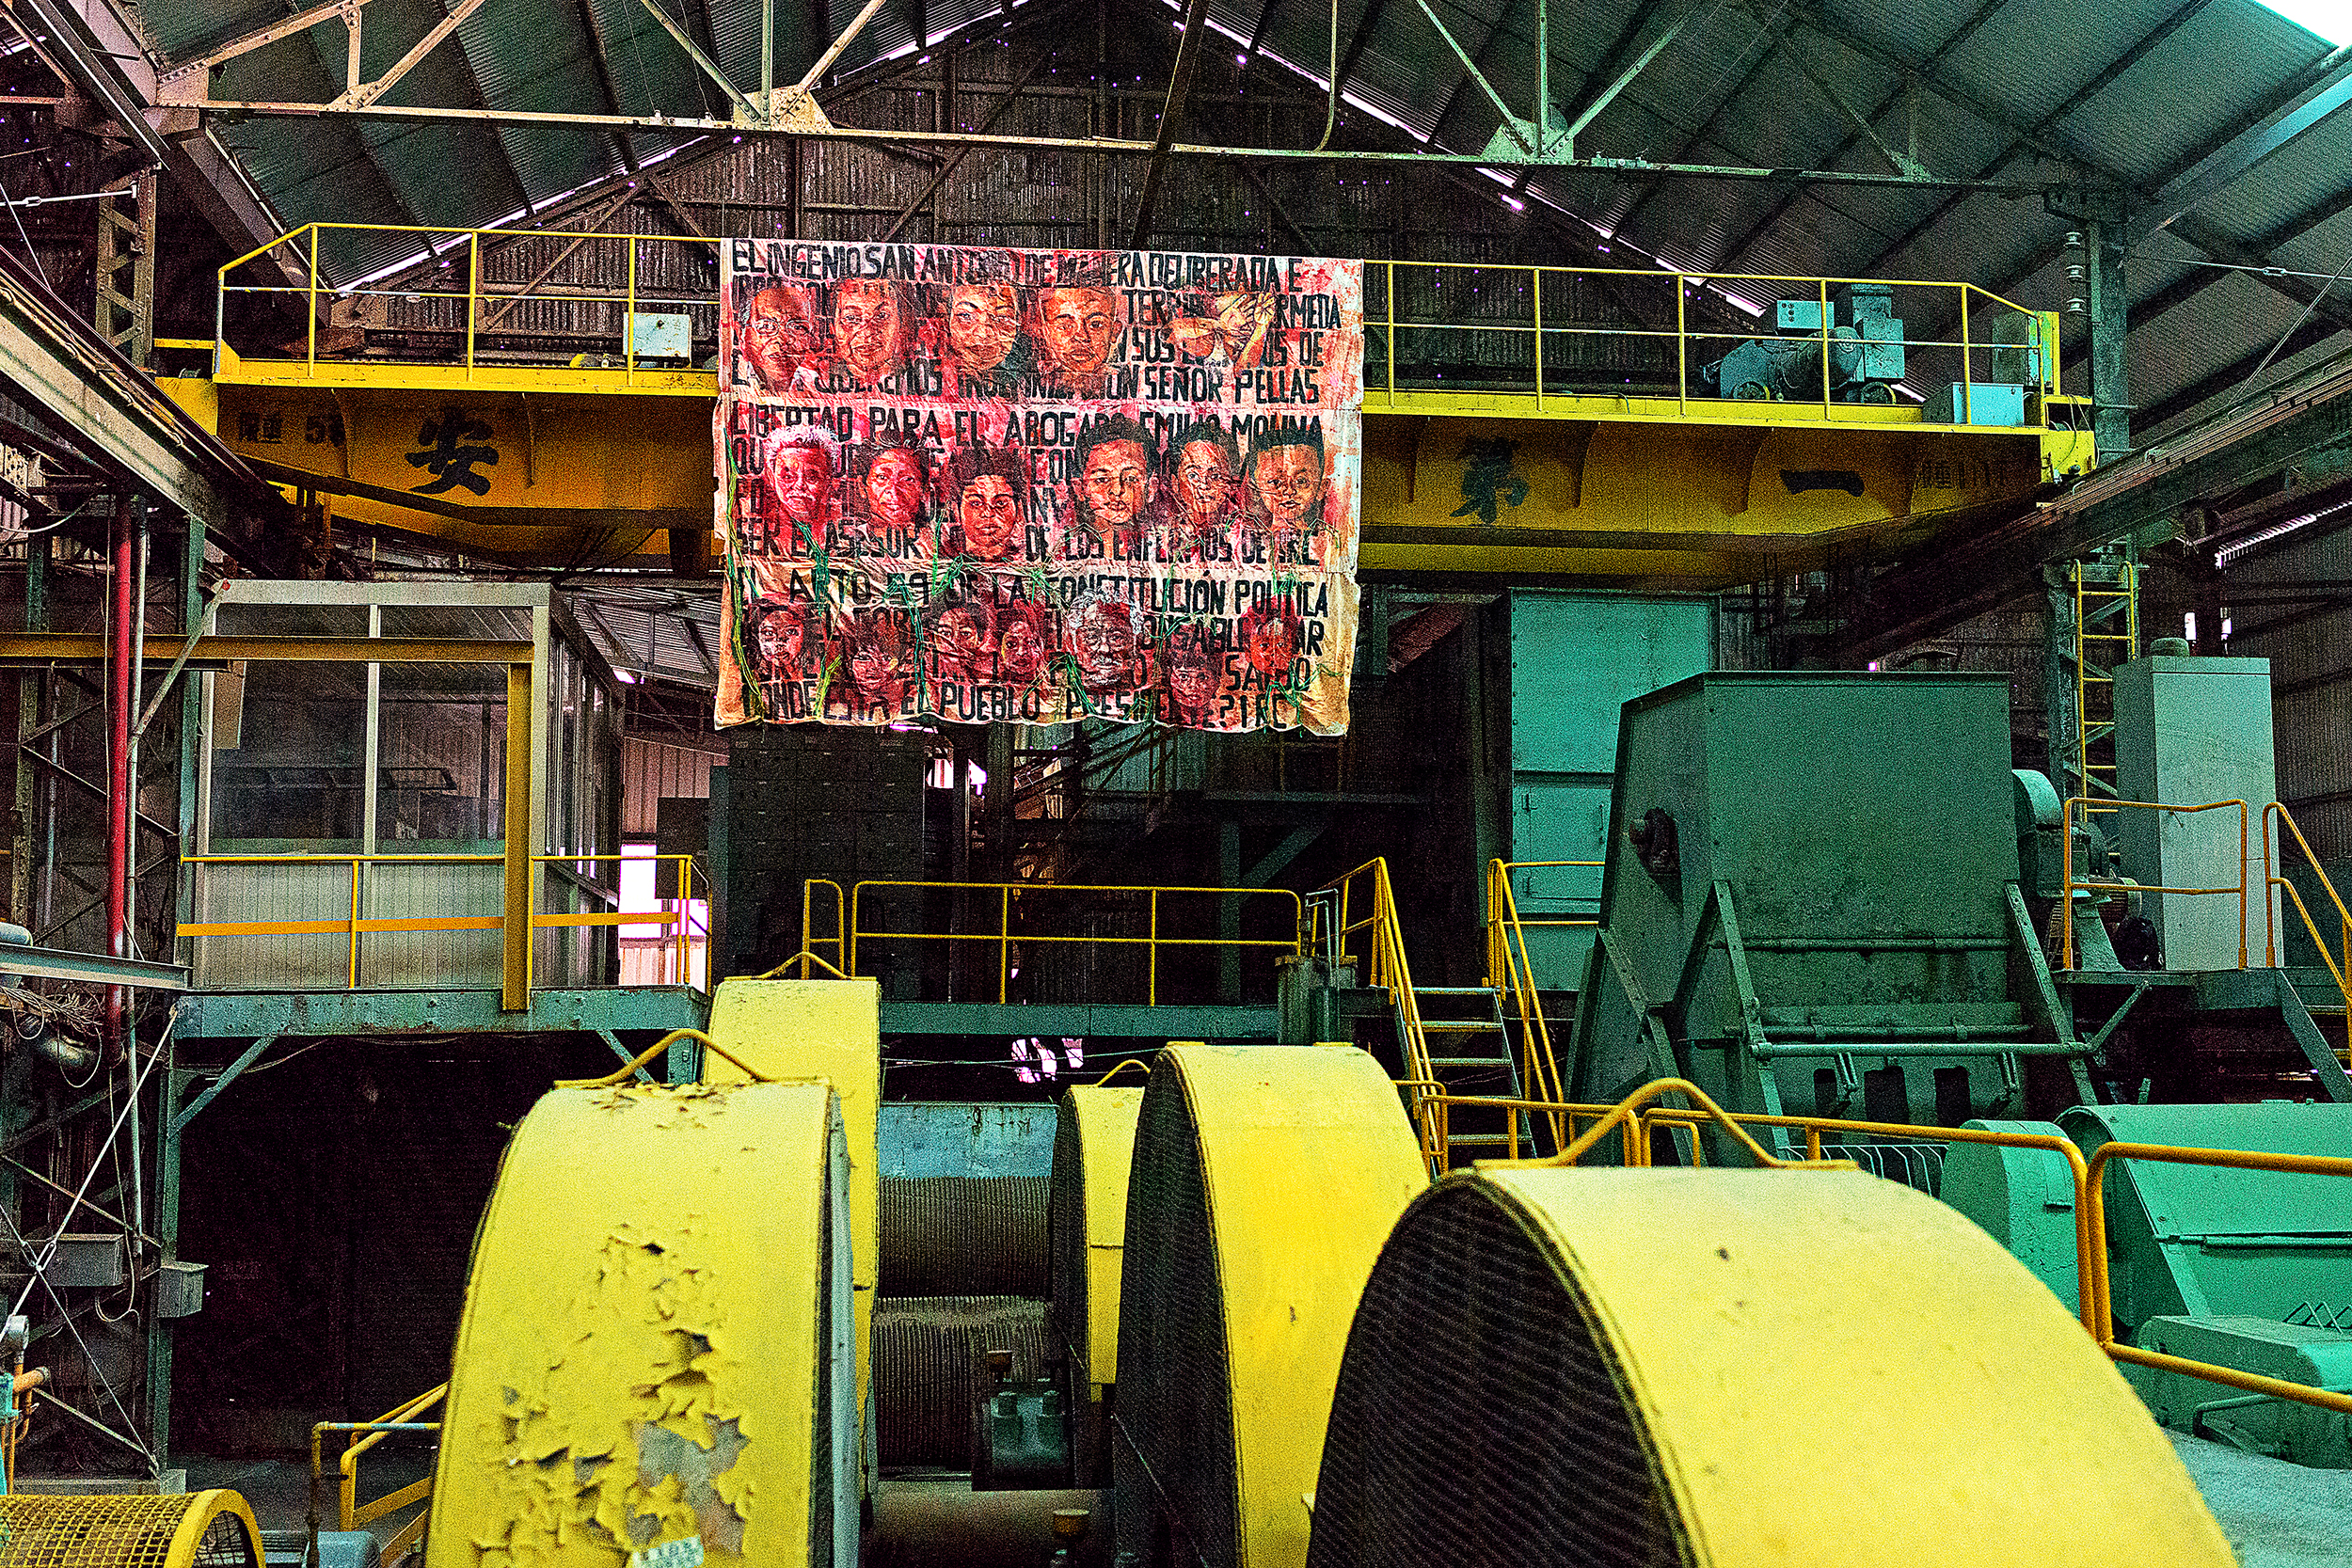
xmin=1060 ymin=1084 xmax=1144 ymax=1389
xmin=1155 ymin=1044 xmax=1426 ymax=1568
xmin=701 ymin=978 xmax=881 ymax=1488
xmin=1464 ymin=1166 xmax=2237 ymax=1567
xmin=425 ymin=1081 xmax=844 ymax=1568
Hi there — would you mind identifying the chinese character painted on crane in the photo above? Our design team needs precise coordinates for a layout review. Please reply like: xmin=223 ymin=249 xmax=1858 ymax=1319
xmin=405 ymin=406 xmax=499 ymax=496
xmin=1451 ymin=436 xmax=1528 ymax=525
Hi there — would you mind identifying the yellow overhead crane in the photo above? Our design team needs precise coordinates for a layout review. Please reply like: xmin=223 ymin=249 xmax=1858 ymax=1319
xmin=163 ymin=225 xmax=2097 ymax=582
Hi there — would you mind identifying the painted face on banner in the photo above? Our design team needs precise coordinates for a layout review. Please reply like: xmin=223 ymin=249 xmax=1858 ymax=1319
xmin=1245 ymin=610 xmax=1301 ymax=677
xmin=957 ymin=474 xmax=1022 ymax=558
xmin=1070 ymin=600 xmax=1140 ymax=692
xmin=1038 ymin=286 xmax=1120 ymax=378
xmin=931 ymin=606 xmax=994 ymax=682
xmin=1167 ymin=636 xmax=1220 ymax=721
xmin=1080 ymin=438 xmax=1152 ymax=532
xmin=767 ymin=442 xmax=833 ymax=531
xmin=755 ymin=610 xmax=805 ymax=675
xmin=999 ymin=615 xmax=1047 ymax=685
xmin=833 ymin=280 xmax=911 ymax=387
xmin=865 ymin=448 xmax=927 ymax=532
xmin=845 ymin=618 xmax=910 ymax=705
xmin=946 ymin=284 xmax=1024 ymax=374
xmin=1250 ymin=443 xmax=1327 ymax=531
xmin=1175 ymin=438 xmax=1238 ymax=524
xmin=742 ymin=283 xmax=825 ymax=390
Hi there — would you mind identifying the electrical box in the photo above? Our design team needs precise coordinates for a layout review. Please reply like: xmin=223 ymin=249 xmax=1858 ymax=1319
xmin=628 ymin=311 xmax=692 ymax=360
xmin=1857 ymin=317 xmax=1905 ymax=380
xmin=155 ymin=1260 xmax=206 ymax=1318
xmin=1925 ymin=382 xmax=2026 ymax=426
xmin=2113 ymin=654 xmax=2279 ymax=971
xmin=46 ymin=1234 xmax=124 ymax=1288
xmin=1774 ymin=299 xmax=1826 ymax=331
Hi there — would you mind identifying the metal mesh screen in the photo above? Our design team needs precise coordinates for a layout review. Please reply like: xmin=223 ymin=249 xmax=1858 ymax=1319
xmin=1305 ymin=1183 xmax=1692 ymax=1568
xmin=880 ymin=1177 xmax=1050 ymax=1296
xmin=0 ymin=1494 xmax=259 ymax=1568
xmin=1048 ymin=1106 xmax=1089 ymax=1372
xmin=1112 ymin=1074 xmax=1236 ymax=1568
xmin=873 ymin=1296 xmax=1049 ymax=1470
xmin=1818 ymin=1142 xmax=1947 ymax=1196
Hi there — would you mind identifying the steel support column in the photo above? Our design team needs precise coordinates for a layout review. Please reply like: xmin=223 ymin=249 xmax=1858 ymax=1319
xmin=8 ymin=535 xmax=45 ymax=923
xmin=104 ymin=497 xmax=136 ymax=1056
xmin=2085 ymin=220 xmax=2132 ymax=460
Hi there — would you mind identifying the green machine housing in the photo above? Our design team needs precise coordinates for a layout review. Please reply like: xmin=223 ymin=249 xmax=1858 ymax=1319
xmin=1562 ymin=672 xmax=2088 ymax=1155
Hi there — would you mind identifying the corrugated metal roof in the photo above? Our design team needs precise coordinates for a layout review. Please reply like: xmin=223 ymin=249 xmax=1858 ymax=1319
xmin=137 ymin=0 xmax=2352 ymax=442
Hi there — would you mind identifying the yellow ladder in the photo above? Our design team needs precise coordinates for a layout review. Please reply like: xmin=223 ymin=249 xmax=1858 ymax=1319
xmin=2073 ymin=559 xmax=2139 ymax=823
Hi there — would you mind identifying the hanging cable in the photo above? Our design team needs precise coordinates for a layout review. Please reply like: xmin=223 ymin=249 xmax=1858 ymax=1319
xmin=0 ymin=161 xmax=49 ymax=287
xmin=2236 ymin=230 xmax=2352 ymax=396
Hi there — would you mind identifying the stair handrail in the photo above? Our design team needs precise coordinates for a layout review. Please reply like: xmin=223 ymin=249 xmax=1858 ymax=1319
xmin=2261 ymin=802 xmax=2352 ymax=1065
xmin=1483 ymin=858 xmax=1593 ymax=1127
xmin=1320 ymin=857 xmax=1441 ymax=1169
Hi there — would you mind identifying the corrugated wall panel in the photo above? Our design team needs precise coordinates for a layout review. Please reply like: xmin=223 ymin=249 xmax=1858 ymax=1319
xmin=624 ymin=737 xmax=722 ymax=837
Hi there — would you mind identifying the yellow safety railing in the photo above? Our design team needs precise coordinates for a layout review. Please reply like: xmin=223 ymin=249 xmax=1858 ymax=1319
xmin=180 ymin=851 xmax=708 ymax=990
xmin=214 ymin=224 xmax=2060 ymax=434
xmin=2059 ymin=798 xmax=2249 ymax=970
xmin=793 ymin=878 xmax=850 ymax=979
xmin=1458 ymin=1077 xmax=2352 ymax=1422
xmin=1364 ymin=261 xmax=2059 ymax=427
xmin=1481 ymin=857 xmax=1597 ymax=1107
xmin=1320 ymin=858 xmax=1444 ymax=1171
xmin=216 ymin=222 xmax=714 ymax=383
xmin=2261 ymin=802 xmax=2352 ymax=1068
xmin=309 ymin=1382 xmax=443 ymax=1563
xmin=791 ymin=878 xmax=1306 ymax=1005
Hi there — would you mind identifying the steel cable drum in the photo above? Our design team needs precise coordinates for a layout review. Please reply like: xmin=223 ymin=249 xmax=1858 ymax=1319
xmin=0 ymin=1489 xmax=262 ymax=1567
xmin=424 ymin=1081 xmax=857 ymax=1568
xmin=1114 ymin=1045 xmax=1424 ymax=1568
xmin=1306 ymin=1166 xmax=2236 ymax=1568
xmin=1050 ymin=1084 xmax=1144 ymax=1488
xmin=879 ymin=1177 xmax=1051 ymax=1297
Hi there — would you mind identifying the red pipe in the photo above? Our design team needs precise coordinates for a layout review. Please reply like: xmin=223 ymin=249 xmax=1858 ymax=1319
xmin=104 ymin=495 xmax=135 ymax=1056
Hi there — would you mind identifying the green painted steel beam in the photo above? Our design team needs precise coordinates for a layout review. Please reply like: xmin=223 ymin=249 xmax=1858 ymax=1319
xmin=0 ymin=943 xmax=187 ymax=990
xmin=877 ymin=1001 xmax=1278 ymax=1037
xmin=172 ymin=985 xmax=709 ymax=1039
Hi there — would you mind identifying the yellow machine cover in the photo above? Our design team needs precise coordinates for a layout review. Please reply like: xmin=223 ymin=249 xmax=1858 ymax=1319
xmin=1115 ymin=1043 xmax=1425 ymax=1568
xmin=1049 ymin=1083 xmax=1145 ymax=1389
xmin=425 ymin=1079 xmax=854 ymax=1568
xmin=1305 ymin=1164 xmax=2236 ymax=1568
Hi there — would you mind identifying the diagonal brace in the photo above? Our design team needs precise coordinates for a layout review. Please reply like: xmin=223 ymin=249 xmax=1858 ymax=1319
xmin=334 ymin=0 xmax=489 ymax=110
xmin=1415 ymin=0 xmax=1532 ymax=154
xmin=631 ymin=0 xmax=756 ymax=118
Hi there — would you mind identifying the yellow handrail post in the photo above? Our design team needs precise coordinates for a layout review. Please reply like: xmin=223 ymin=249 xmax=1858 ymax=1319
xmin=1961 ymin=286 xmax=1974 ymax=425
xmin=466 ymin=230 xmax=481 ymax=379
xmin=1818 ymin=276 xmax=1832 ymax=418
xmin=306 ymin=225 xmax=319 ymax=374
xmin=1532 ymin=266 xmax=1544 ymax=411
xmin=1385 ymin=261 xmax=1396 ymax=401
xmin=626 ymin=238 xmax=639 ymax=378
xmin=998 ymin=884 xmax=1011 ymax=1005
xmin=501 ymin=661 xmax=532 ymax=1011
xmin=1675 ymin=274 xmax=1688 ymax=415
xmin=1148 ymin=889 xmax=1159 ymax=1006
xmin=347 ymin=857 xmax=362 ymax=989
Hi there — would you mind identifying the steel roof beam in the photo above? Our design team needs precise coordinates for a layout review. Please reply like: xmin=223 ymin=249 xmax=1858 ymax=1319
xmin=2136 ymin=45 xmax=2352 ymax=239
xmin=1845 ymin=0 xmax=2222 ymax=280
xmin=2127 ymin=185 xmax=2352 ymax=332
xmin=1703 ymin=0 xmax=2034 ymax=278
xmin=1600 ymin=8 xmax=1794 ymax=248
xmin=632 ymin=0 xmax=756 ymax=118
xmin=1418 ymin=0 xmax=1531 ymax=155
xmin=573 ymin=0 xmax=644 ymax=169
xmin=1131 ymin=0 xmax=1214 ymax=245
xmin=1329 ymin=0 xmax=1397 ymax=102
xmin=2137 ymin=316 xmax=2343 ymax=432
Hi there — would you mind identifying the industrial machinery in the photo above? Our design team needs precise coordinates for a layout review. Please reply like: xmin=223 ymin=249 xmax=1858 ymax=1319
xmin=0 ymin=1490 xmax=266 ymax=1567
xmin=423 ymin=979 xmax=879 ymax=1568
xmin=1698 ymin=282 xmax=1906 ymax=404
xmin=1045 ymin=1082 xmax=1144 ymax=1488
xmin=1110 ymin=1045 xmax=1423 ymax=1568
xmin=1563 ymin=671 xmax=2088 ymax=1148
xmin=1304 ymin=1161 xmax=2236 ymax=1566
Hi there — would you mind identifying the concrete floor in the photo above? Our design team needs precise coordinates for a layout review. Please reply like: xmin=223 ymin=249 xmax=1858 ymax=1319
xmin=2169 ymin=1433 xmax=2352 ymax=1568
xmin=180 ymin=1443 xmax=2345 ymax=1564
xmin=182 ymin=1456 xmax=1108 ymax=1566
